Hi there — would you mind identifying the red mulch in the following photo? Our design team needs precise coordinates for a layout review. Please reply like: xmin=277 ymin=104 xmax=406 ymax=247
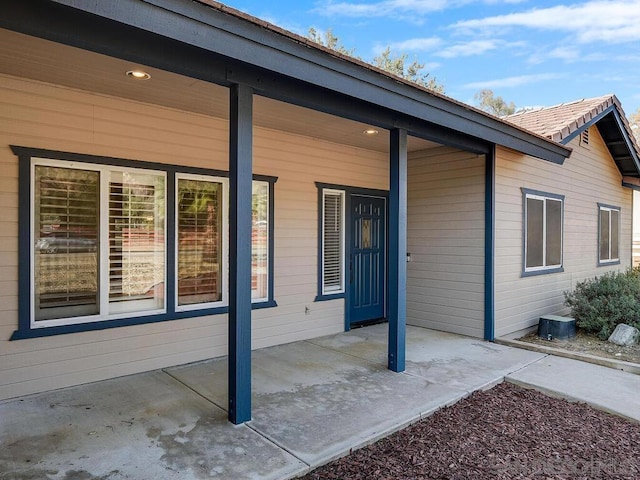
xmin=299 ymin=382 xmax=640 ymax=479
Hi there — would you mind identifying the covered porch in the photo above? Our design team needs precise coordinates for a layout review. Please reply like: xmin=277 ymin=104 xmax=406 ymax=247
xmin=0 ymin=324 xmax=546 ymax=479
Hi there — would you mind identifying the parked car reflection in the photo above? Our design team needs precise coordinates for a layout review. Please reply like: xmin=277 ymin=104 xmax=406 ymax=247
xmin=35 ymin=236 xmax=97 ymax=253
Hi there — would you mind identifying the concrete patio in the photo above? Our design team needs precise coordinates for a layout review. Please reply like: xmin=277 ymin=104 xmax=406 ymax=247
xmin=1 ymin=324 xmax=638 ymax=480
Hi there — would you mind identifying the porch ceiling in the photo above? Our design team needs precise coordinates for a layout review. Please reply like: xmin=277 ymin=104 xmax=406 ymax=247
xmin=0 ymin=28 xmax=438 ymax=154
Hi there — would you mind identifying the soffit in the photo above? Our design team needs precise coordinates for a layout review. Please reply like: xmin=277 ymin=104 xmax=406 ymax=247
xmin=0 ymin=28 xmax=437 ymax=154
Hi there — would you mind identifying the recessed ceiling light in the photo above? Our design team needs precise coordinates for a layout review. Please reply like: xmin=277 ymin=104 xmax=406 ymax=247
xmin=363 ymin=129 xmax=379 ymax=135
xmin=126 ymin=70 xmax=151 ymax=80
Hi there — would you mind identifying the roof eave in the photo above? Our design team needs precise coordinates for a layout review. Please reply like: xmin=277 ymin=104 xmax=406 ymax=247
xmin=4 ymin=0 xmax=571 ymax=163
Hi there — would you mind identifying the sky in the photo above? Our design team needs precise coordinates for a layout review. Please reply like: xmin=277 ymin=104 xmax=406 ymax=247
xmin=225 ymin=0 xmax=640 ymax=117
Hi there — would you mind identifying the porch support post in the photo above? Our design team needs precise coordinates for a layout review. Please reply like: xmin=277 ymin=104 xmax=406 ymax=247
xmin=388 ymin=128 xmax=407 ymax=372
xmin=484 ymin=146 xmax=496 ymax=341
xmin=228 ymin=83 xmax=253 ymax=424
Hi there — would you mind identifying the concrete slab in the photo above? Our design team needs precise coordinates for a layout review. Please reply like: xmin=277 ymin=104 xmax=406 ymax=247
xmin=167 ymin=339 xmax=466 ymax=468
xmin=506 ymin=355 xmax=640 ymax=422
xmin=0 ymin=371 xmax=306 ymax=480
xmin=309 ymin=324 xmax=546 ymax=392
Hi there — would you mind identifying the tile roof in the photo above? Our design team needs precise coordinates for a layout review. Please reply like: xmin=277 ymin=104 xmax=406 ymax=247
xmin=504 ymin=95 xmax=619 ymax=143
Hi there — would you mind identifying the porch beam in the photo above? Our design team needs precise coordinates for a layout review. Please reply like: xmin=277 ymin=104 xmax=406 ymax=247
xmin=388 ymin=128 xmax=407 ymax=373
xmin=228 ymin=83 xmax=253 ymax=424
xmin=484 ymin=147 xmax=496 ymax=341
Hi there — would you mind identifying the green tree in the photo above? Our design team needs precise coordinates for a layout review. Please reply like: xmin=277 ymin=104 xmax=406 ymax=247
xmin=474 ymin=89 xmax=516 ymax=117
xmin=307 ymin=28 xmax=358 ymax=58
xmin=307 ymin=29 xmax=444 ymax=93
xmin=372 ymin=47 xmax=444 ymax=93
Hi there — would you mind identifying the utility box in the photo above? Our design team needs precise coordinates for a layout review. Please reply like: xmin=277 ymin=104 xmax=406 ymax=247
xmin=537 ymin=315 xmax=576 ymax=340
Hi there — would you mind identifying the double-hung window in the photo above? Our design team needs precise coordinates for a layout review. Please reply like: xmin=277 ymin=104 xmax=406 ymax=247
xmin=522 ymin=188 xmax=564 ymax=275
xmin=16 ymin=147 xmax=275 ymax=338
xmin=598 ymin=204 xmax=620 ymax=265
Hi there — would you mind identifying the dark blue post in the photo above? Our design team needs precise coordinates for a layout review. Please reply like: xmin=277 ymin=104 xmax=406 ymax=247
xmin=484 ymin=147 xmax=496 ymax=341
xmin=388 ymin=128 xmax=407 ymax=372
xmin=228 ymin=83 xmax=253 ymax=424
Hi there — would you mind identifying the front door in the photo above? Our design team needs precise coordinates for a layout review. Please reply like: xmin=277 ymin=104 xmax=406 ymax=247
xmin=349 ymin=195 xmax=386 ymax=325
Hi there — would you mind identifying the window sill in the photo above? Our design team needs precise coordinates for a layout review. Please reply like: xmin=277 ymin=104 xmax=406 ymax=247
xmin=521 ymin=267 xmax=564 ymax=278
xmin=597 ymin=259 xmax=621 ymax=267
xmin=314 ymin=293 xmax=345 ymax=302
xmin=11 ymin=301 xmax=278 ymax=340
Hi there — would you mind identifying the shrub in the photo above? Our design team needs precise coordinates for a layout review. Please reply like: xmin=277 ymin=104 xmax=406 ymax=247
xmin=564 ymin=268 xmax=640 ymax=339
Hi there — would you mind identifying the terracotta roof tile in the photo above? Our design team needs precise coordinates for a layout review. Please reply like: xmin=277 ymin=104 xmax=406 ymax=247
xmin=504 ymin=95 xmax=618 ymax=142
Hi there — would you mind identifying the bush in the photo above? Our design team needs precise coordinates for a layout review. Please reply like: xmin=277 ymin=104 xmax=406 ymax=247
xmin=564 ymin=268 xmax=640 ymax=339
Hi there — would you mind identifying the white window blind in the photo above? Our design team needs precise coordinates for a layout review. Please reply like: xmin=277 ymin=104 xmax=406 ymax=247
xmin=322 ymin=190 xmax=345 ymax=294
xmin=34 ymin=166 xmax=100 ymax=321
xmin=177 ymin=178 xmax=223 ymax=306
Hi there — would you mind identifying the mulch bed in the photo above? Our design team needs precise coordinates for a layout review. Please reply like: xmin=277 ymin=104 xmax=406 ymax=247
xmin=299 ymin=382 xmax=640 ymax=479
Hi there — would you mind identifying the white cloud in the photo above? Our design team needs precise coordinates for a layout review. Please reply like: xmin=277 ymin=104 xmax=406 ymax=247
xmin=436 ymin=39 xmax=500 ymax=58
xmin=463 ymin=73 xmax=565 ymax=89
xmin=387 ymin=37 xmax=442 ymax=51
xmin=315 ymin=0 xmax=530 ymax=18
xmin=453 ymin=1 xmax=640 ymax=44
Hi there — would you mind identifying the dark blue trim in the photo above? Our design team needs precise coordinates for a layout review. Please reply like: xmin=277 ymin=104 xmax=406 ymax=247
xmin=314 ymin=293 xmax=344 ymax=302
xmin=597 ymin=203 xmax=621 ymax=267
xmin=622 ymin=181 xmax=640 ymax=191
xmin=484 ymin=147 xmax=495 ymax=342
xmin=521 ymin=188 xmax=565 ymax=277
xmin=17 ymin=152 xmax=31 ymax=337
xmin=228 ymin=83 xmax=253 ymax=425
xmin=344 ymin=191 xmax=353 ymax=331
xmin=560 ymin=105 xmax=616 ymax=145
xmin=11 ymin=146 xmax=277 ymax=342
xmin=388 ymin=129 xmax=407 ymax=373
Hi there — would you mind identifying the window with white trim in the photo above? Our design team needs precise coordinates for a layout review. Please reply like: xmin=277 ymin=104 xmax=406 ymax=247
xmin=523 ymin=189 xmax=564 ymax=274
xmin=19 ymin=149 xmax=276 ymax=337
xmin=33 ymin=161 xmax=166 ymax=326
xmin=321 ymin=189 xmax=345 ymax=295
xmin=598 ymin=204 xmax=620 ymax=264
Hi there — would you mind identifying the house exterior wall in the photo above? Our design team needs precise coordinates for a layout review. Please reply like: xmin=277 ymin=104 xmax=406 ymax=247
xmin=406 ymin=147 xmax=486 ymax=338
xmin=0 ymin=74 xmax=389 ymax=400
xmin=494 ymin=128 xmax=633 ymax=337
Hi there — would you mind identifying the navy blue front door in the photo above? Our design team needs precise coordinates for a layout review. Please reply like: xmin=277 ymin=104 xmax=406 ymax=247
xmin=349 ymin=195 xmax=386 ymax=325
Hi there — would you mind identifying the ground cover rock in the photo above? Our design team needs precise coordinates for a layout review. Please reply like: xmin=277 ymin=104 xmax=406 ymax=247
xmin=608 ymin=323 xmax=640 ymax=346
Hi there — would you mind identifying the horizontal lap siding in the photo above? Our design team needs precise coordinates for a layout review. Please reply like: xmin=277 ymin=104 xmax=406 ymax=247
xmin=494 ymin=132 xmax=632 ymax=337
xmin=0 ymin=74 xmax=388 ymax=400
xmin=406 ymin=147 xmax=485 ymax=338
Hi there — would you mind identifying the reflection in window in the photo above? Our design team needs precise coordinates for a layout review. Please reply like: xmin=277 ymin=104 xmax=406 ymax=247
xmin=177 ymin=178 xmax=223 ymax=306
xmin=599 ymin=205 xmax=620 ymax=264
xmin=252 ymin=181 xmax=269 ymax=301
xmin=34 ymin=166 xmax=100 ymax=321
xmin=523 ymin=190 xmax=563 ymax=273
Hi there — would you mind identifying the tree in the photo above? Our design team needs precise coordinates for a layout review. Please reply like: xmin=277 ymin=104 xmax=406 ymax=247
xmin=629 ymin=107 xmax=640 ymax=145
xmin=372 ymin=47 xmax=445 ymax=94
xmin=474 ymin=89 xmax=516 ymax=117
xmin=307 ymin=28 xmax=358 ymax=58
xmin=307 ymin=29 xmax=444 ymax=93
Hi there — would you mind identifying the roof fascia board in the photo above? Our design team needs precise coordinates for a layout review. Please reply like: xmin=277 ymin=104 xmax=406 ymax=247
xmin=559 ymin=105 xmax=616 ymax=145
xmin=610 ymin=109 xmax=640 ymax=175
xmin=13 ymin=0 xmax=569 ymax=162
xmin=560 ymin=104 xmax=640 ymax=177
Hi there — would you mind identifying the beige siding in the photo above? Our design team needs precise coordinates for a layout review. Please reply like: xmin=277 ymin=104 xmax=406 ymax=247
xmin=0 ymin=74 xmax=388 ymax=400
xmin=494 ymin=129 xmax=633 ymax=337
xmin=406 ymin=147 xmax=485 ymax=337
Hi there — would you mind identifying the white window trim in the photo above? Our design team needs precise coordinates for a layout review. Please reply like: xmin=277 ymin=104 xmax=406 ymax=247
xmin=599 ymin=205 xmax=620 ymax=264
xmin=30 ymin=158 xmax=167 ymax=329
xmin=321 ymin=188 xmax=346 ymax=295
xmin=175 ymin=173 xmax=229 ymax=312
xmin=524 ymin=192 xmax=563 ymax=273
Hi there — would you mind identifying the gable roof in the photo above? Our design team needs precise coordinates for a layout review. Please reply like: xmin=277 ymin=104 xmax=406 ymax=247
xmin=505 ymin=95 xmax=640 ymax=178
